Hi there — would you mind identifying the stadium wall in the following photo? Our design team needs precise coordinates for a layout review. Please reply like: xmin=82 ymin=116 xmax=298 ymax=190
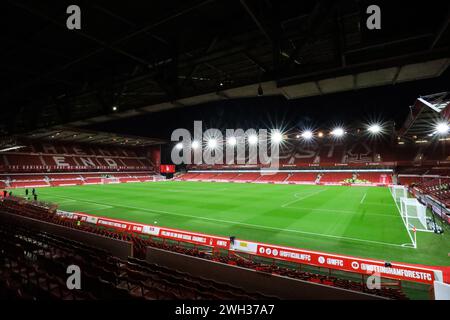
xmin=0 ymin=211 xmax=133 ymax=259
xmin=145 ymin=246 xmax=384 ymax=300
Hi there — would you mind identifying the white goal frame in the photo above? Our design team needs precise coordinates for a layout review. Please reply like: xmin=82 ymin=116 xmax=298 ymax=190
xmin=390 ymin=185 xmax=408 ymax=205
xmin=389 ymin=185 xmax=432 ymax=248
xmin=400 ymin=197 xmax=428 ymax=232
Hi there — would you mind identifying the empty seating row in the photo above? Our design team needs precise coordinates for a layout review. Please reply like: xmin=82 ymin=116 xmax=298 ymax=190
xmin=0 ymin=217 xmax=273 ymax=300
xmin=177 ymin=172 xmax=392 ymax=185
xmin=0 ymin=198 xmax=408 ymax=300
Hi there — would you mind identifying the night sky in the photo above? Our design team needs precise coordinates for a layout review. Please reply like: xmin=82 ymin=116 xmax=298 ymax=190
xmin=87 ymin=67 xmax=450 ymax=140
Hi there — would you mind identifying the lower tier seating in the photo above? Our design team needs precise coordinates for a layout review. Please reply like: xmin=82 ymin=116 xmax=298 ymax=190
xmin=0 ymin=199 xmax=409 ymax=300
xmin=0 ymin=172 xmax=156 ymax=189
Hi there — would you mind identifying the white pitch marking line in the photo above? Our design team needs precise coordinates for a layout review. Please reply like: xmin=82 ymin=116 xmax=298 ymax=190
xmin=52 ymin=194 xmax=409 ymax=249
xmin=51 ymin=195 xmax=112 ymax=210
xmin=360 ymin=193 xmax=367 ymax=204
xmin=281 ymin=188 xmax=328 ymax=208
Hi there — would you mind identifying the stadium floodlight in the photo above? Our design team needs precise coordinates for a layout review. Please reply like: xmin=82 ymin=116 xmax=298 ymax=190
xmin=191 ymin=140 xmax=200 ymax=150
xmin=227 ymin=136 xmax=237 ymax=146
xmin=175 ymin=142 xmax=183 ymax=150
xmin=271 ymin=130 xmax=283 ymax=144
xmin=207 ymin=138 xmax=218 ymax=149
xmin=301 ymin=130 xmax=313 ymax=140
xmin=248 ymin=134 xmax=258 ymax=145
xmin=436 ymin=122 xmax=449 ymax=135
xmin=368 ymin=124 xmax=382 ymax=134
xmin=331 ymin=127 xmax=345 ymax=137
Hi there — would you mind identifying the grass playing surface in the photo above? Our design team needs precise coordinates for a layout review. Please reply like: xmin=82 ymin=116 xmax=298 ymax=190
xmin=13 ymin=181 xmax=450 ymax=266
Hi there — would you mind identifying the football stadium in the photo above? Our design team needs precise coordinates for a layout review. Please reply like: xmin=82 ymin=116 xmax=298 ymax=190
xmin=1 ymin=1 xmax=450 ymax=305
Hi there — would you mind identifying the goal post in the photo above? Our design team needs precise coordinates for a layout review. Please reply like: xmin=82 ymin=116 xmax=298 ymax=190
xmin=400 ymin=197 xmax=428 ymax=232
xmin=390 ymin=185 xmax=407 ymax=206
xmin=389 ymin=185 xmax=429 ymax=248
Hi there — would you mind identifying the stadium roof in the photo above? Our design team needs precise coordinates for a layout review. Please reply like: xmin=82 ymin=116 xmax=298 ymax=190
xmin=398 ymin=92 xmax=450 ymax=138
xmin=18 ymin=127 xmax=165 ymax=147
xmin=2 ymin=1 xmax=450 ymax=135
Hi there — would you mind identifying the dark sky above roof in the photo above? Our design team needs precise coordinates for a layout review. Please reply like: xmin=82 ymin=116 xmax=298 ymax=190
xmin=2 ymin=0 xmax=449 ymax=135
xmin=87 ymin=67 xmax=450 ymax=139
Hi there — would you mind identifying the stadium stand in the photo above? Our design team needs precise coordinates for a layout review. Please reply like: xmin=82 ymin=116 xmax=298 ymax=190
xmin=414 ymin=178 xmax=450 ymax=208
xmin=0 ymin=198 xmax=408 ymax=300
xmin=319 ymin=172 xmax=353 ymax=184
xmin=0 ymin=134 xmax=162 ymax=189
xmin=286 ymin=172 xmax=319 ymax=183
xmin=0 ymin=220 xmax=274 ymax=300
xmin=258 ymin=173 xmax=290 ymax=182
xmin=0 ymin=139 xmax=157 ymax=173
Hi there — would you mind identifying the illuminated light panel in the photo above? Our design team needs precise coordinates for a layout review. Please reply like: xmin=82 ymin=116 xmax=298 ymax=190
xmin=271 ymin=130 xmax=283 ymax=144
xmin=331 ymin=128 xmax=345 ymax=137
xmin=248 ymin=134 xmax=258 ymax=145
xmin=368 ymin=124 xmax=382 ymax=134
xmin=207 ymin=138 xmax=218 ymax=149
xmin=301 ymin=130 xmax=313 ymax=140
xmin=227 ymin=136 xmax=237 ymax=146
xmin=191 ymin=140 xmax=200 ymax=149
xmin=436 ymin=122 xmax=449 ymax=134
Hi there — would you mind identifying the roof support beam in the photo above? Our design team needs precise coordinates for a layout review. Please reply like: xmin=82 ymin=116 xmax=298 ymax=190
xmin=239 ymin=0 xmax=273 ymax=44
xmin=283 ymin=0 xmax=334 ymax=68
xmin=429 ymin=7 xmax=450 ymax=50
xmin=3 ymin=0 xmax=215 ymax=97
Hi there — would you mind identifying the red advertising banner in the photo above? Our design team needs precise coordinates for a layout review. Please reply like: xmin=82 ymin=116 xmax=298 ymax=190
xmin=255 ymin=244 xmax=436 ymax=285
xmin=61 ymin=211 xmax=441 ymax=285
xmin=159 ymin=229 xmax=229 ymax=248
xmin=70 ymin=212 xmax=230 ymax=249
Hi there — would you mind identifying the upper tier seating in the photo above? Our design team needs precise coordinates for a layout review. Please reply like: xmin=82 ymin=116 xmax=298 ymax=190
xmin=1 ymin=141 xmax=157 ymax=173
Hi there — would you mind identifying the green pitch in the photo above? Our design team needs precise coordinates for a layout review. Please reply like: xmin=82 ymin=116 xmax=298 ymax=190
xmin=14 ymin=181 xmax=450 ymax=266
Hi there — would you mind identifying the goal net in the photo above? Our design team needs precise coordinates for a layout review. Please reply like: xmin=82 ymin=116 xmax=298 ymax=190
xmin=390 ymin=185 xmax=428 ymax=248
xmin=390 ymin=185 xmax=407 ymax=206
xmin=101 ymin=177 xmax=119 ymax=184
xmin=400 ymin=197 xmax=428 ymax=232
